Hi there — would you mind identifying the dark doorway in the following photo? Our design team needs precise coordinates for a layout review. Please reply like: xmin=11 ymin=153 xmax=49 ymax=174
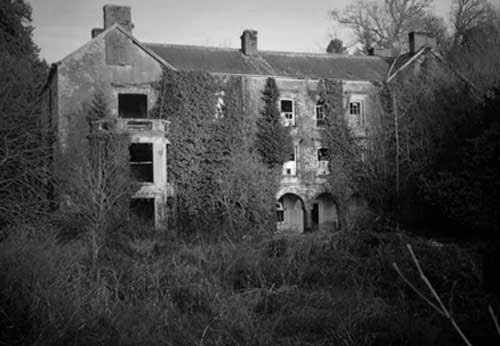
xmin=118 ymin=94 xmax=148 ymax=118
xmin=312 ymin=203 xmax=319 ymax=226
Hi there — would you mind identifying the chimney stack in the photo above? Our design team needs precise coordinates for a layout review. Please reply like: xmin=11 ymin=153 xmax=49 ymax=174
xmin=241 ymin=30 xmax=258 ymax=56
xmin=408 ymin=32 xmax=436 ymax=54
xmin=91 ymin=28 xmax=104 ymax=38
xmin=103 ymin=5 xmax=134 ymax=33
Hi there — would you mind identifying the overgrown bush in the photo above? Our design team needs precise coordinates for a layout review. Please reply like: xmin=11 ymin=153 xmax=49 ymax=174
xmin=1 ymin=222 xmax=495 ymax=346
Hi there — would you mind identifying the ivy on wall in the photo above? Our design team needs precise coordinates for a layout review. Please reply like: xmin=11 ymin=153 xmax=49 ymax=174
xmin=319 ymin=79 xmax=363 ymax=229
xmin=152 ymin=70 xmax=275 ymax=238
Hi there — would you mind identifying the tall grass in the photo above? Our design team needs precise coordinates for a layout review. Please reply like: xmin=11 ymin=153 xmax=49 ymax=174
xmin=0 ymin=223 xmax=496 ymax=345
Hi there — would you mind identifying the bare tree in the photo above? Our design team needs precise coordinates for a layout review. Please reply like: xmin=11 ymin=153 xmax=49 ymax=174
xmin=60 ymin=129 xmax=134 ymax=272
xmin=330 ymin=0 xmax=438 ymax=51
xmin=451 ymin=0 xmax=491 ymax=44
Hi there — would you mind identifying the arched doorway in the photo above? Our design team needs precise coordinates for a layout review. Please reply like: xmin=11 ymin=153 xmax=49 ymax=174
xmin=311 ymin=193 xmax=338 ymax=232
xmin=277 ymin=193 xmax=306 ymax=233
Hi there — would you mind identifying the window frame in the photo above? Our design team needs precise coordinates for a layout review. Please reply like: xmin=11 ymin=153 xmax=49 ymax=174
xmin=129 ymin=143 xmax=154 ymax=183
xmin=316 ymin=102 xmax=325 ymax=127
xmin=280 ymin=98 xmax=295 ymax=126
xmin=348 ymin=100 xmax=364 ymax=127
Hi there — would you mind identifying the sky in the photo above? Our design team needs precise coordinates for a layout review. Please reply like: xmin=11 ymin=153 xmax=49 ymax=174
xmin=29 ymin=0 xmax=454 ymax=64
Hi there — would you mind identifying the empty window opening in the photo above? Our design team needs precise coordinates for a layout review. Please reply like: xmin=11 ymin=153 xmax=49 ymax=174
xmin=130 ymin=143 xmax=153 ymax=182
xmin=119 ymin=94 xmax=148 ymax=118
xmin=276 ymin=202 xmax=285 ymax=222
xmin=280 ymin=98 xmax=294 ymax=122
xmin=130 ymin=198 xmax=154 ymax=224
xmin=318 ymin=148 xmax=329 ymax=161
xmin=316 ymin=101 xmax=325 ymax=126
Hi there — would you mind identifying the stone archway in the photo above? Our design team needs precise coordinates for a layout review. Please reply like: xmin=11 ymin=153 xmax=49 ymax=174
xmin=311 ymin=192 xmax=339 ymax=232
xmin=277 ymin=193 xmax=306 ymax=233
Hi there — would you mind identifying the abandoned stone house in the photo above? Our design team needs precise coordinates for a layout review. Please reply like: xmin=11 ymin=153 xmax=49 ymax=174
xmin=41 ymin=4 xmax=437 ymax=232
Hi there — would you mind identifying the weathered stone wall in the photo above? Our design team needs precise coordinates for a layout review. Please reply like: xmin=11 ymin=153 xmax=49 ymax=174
xmin=242 ymin=76 xmax=379 ymax=231
xmin=56 ymin=28 xmax=163 ymax=152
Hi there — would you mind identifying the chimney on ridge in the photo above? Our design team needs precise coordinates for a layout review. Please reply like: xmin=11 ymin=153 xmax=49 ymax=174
xmin=241 ymin=30 xmax=258 ymax=56
xmin=103 ymin=4 xmax=134 ymax=33
xmin=408 ymin=32 xmax=436 ymax=54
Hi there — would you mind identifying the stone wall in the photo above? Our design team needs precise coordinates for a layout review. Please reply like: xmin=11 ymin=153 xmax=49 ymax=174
xmin=242 ymin=76 xmax=379 ymax=232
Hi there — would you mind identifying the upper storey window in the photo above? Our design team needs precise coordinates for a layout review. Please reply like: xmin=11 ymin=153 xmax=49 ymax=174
xmin=316 ymin=101 xmax=325 ymax=127
xmin=119 ymin=94 xmax=148 ymax=118
xmin=349 ymin=101 xmax=364 ymax=127
xmin=280 ymin=99 xmax=295 ymax=126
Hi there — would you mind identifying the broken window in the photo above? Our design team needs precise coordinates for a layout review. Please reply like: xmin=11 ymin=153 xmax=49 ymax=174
xmin=129 ymin=143 xmax=153 ymax=182
xmin=349 ymin=101 xmax=364 ymax=126
xmin=316 ymin=101 xmax=325 ymax=126
xmin=318 ymin=148 xmax=329 ymax=161
xmin=119 ymin=93 xmax=148 ymax=118
xmin=129 ymin=198 xmax=155 ymax=224
xmin=280 ymin=99 xmax=295 ymax=125
xmin=276 ymin=202 xmax=284 ymax=222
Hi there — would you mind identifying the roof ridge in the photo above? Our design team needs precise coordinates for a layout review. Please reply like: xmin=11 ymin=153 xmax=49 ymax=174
xmin=144 ymin=42 xmax=239 ymax=52
xmin=144 ymin=42 xmax=386 ymax=60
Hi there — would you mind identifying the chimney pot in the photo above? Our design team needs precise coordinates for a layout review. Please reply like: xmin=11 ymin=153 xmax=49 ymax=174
xmin=241 ymin=30 xmax=258 ymax=56
xmin=103 ymin=4 xmax=134 ymax=33
xmin=91 ymin=28 xmax=104 ymax=38
xmin=409 ymin=32 xmax=436 ymax=54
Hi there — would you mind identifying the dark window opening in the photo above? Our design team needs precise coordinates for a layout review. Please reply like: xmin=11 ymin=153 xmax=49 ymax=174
xmin=281 ymin=99 xmax=293 ymax=112
xmin=316 ymin=101 xmax=325 ymax=126
xmin=130 ymin=143 xmax=153 ymax=182
xmin=280 ymin=99 xmax=294 ymax=120
xmin=119 ymin=94 xmax=148 ymax=118
xmin=318 ymin=148 xmax=329 ymax=161
xmin=276 ymin=202 xmax=284 ymax=222
xmin=130 ymin=198 xmax=154 ymax=224
xmin=349 ymin=101 xmax=361 ymax=115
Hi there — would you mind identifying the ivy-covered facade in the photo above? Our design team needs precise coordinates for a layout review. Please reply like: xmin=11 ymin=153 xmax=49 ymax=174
xmin=42 ymin=5 xmax=437 ymax=233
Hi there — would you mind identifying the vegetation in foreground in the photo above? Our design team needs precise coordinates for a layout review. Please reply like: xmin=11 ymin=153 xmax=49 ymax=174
xmin=1 ymin=221 xmax=498 ymax=346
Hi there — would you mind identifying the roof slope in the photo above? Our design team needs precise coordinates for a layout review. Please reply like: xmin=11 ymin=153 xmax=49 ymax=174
xmin=144 ymin=42 xmax=392 ymax=81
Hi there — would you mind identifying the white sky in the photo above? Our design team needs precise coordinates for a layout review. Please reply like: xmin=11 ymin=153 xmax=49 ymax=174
xmin=29 ymin=0 xmax=455 ymax=63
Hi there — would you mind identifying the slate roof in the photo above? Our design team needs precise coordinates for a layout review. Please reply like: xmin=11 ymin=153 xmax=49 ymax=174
xmin=144 ymin=42 xmax=393 ymax=81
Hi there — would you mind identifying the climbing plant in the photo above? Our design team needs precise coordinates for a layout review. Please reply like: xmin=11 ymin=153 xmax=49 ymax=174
xmin=319 ymin=79 xmax=364 ymax=229
xmin=152 ymin=70 xmax=275 ymax=238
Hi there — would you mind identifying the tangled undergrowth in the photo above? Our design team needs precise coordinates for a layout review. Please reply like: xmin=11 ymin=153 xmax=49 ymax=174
xmin=0 ymin=222 xmax=497 ymax=346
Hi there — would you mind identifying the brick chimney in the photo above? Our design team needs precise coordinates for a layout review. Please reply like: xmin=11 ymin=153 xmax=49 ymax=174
xmin=91 ymin=28 xmax=104 ymax=38
xmin=103 ymin=5 xmax=134 ymax=33
xmin=241 ymin=30 xmax=258 ymax=56
xmin=409 ymin=32 xmax=435 ymax=54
